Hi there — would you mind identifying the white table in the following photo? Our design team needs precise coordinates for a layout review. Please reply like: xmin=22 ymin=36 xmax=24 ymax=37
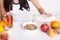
xmin=7 ymin=21 xmax=60 ymax=40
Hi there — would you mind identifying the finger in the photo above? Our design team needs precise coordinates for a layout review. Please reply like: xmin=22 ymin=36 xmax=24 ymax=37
xmin=46 ymin=13 xmax=52 ymax=17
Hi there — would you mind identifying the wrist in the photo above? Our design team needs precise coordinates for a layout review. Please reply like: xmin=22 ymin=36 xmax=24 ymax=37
xmin=40 ymin=12 xmax=46 ymax=15
xmin=38 ymin=8 xmax=46 ymax=14
xmin=42 ymin=12 xmax=46 ymax=14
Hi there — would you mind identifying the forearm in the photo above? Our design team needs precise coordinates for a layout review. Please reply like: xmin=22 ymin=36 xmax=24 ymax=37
xmin=0 ymin=0 xmax=7 ymax=16
xmin=1 ymin=6 xmax=7 ymax=16
xmin=31 ymin=0 xmax=45 ymax=14
xmin=38 ymin=7 xmax=45 ymax=14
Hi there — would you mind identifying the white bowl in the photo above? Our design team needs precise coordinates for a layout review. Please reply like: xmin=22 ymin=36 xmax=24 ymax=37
xmin=23 ymin=22 xmax=38 ymax=31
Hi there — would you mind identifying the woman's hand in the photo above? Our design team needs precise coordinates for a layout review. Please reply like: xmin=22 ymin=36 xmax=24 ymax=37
xmin=43 ymin=13 xmax=52 ymax=17
xmin=31 ymin=0 xmax=52 ymax=17
xmin=3 ymin=12 xmax=11 ymax=17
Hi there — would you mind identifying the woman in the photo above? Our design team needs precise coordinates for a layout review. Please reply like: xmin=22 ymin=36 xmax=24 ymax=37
xmin=0 ymin=0 xmax=4 ymax=20
xmin=1 ymin=0 xmax=52 ymax=17
xmin=0 ymin=0 xmax=13 ymax=28
xmin=0 ymin=2 xmax=9 ymax=40
xmin=0 ymin=4 xmax=1 ymax=20
xmin=0 ymin=0 xmax=7 ymax=16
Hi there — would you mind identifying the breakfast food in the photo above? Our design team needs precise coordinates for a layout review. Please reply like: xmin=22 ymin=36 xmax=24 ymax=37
xmin=24 ymin=24 xmax=37 ymax=30
xmin=54 ymin=28 xmax=60 ymax=34
xmin=51 ymin=21 xmax=60 ymax=28
xmin=50 ymin=21 xmax=60 ymax=34
xmin=40 ymin=23 xmax=50 ymax=32
xmin=0 ymin=27 xmax=4 ymax=33
xmin=1 ymin=33 xmax=9 ymax=40
xmin=48 ymin=29 xmax=56 ymax=37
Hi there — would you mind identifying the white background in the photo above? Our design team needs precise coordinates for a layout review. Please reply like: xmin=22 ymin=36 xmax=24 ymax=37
xmin=29 ymin=0 xmax=60 ymax=21
xmin=7 ymin=0 xmax=60 ymax=40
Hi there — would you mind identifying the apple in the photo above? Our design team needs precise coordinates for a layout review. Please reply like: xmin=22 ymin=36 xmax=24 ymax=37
xmin=40 ymin=23 xmax=50 ymax=32
xmin=1 ymin=33 xmax=9 ymax=40
xmin=48 ymin=29 xmax=56 ymax=37
xmin=54 ymin=28 xmax=60 ymax=34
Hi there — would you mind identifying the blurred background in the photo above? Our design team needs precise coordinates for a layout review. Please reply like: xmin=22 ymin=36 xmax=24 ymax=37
xmin=29 ymin=0 xmax=60 ymax=21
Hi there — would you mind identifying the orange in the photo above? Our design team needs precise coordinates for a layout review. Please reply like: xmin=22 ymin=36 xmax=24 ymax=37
xmin=0 ymin=20 xmax=5 ymax=28
xmin=51 ymin=21 xmax=60 ymax=28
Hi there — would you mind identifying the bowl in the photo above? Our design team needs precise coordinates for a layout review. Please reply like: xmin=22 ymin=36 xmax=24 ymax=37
xmin=23 ymin=22 xmax=38 ymax=31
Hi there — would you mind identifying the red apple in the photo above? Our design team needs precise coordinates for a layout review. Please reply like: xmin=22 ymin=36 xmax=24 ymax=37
xmin=1 ymin=33 xmax=9 ymax=40
xmin=40 ymin=23 xmax=50 ymax=32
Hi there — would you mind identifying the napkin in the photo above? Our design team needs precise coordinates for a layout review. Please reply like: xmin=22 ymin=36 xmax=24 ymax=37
xmin=33 ymin=14 xmax=56 ymax=22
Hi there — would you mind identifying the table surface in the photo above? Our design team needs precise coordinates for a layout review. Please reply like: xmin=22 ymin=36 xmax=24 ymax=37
xmin=7 ymin=13 xmax=60 ymax=40
xmin=8 ymin=21 xmax=60 ymax=40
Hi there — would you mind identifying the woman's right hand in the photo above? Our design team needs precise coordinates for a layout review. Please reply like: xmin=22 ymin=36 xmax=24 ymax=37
xmin=43 ymin=13 xmax=52 ymax=17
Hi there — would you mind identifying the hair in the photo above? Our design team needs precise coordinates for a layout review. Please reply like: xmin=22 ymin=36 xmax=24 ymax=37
xmin=4 ymin=0 xmax=30 ymax=12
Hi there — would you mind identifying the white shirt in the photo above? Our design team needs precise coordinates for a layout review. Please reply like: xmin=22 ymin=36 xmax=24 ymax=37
xmin=11 ymin=4 xmax=33 ymax=23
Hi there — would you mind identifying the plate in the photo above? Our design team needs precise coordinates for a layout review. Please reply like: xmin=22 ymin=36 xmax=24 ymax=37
xmin=23 ymin=22 xmax=38 ymax=31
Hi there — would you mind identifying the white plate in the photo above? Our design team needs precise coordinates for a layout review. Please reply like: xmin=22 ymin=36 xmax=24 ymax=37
xmin=23 ymin=22 xmax=38 ymax=31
